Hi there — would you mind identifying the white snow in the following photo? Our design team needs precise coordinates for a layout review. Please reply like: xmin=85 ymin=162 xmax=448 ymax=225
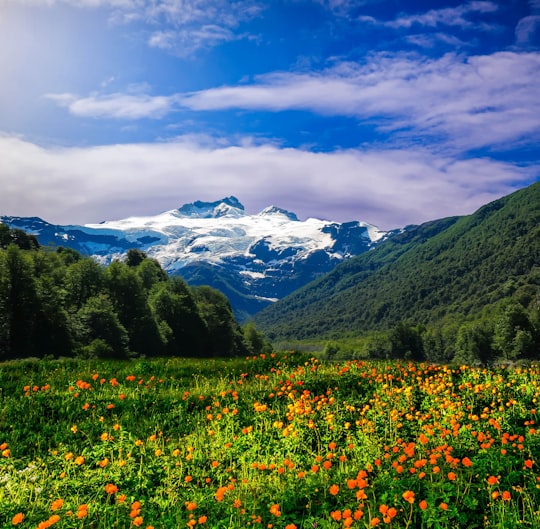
xmin=83 ymin=205 xmax=358 ymax=268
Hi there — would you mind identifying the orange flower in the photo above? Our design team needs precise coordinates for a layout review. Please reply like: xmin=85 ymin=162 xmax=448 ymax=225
xmin=51 ymin=499 xmax=64 ymax=511
xmin=329 ymin=484 xmax=339 ymax=496
xmin=269 ymin=504 xmax=281 ymax=517
xmin=77 ymin=505 xmax=88 ymax=519
xmin=487 ymin=476 xmax=499 ymax=486
xmin=74 ymin=455 xmax=85 ymax=465
xmin=347 ymin=478 xmax=357 ymax=489
xmin=215 ymin=486 xmax=227 ymax=501
xmin=356 ymin=489 xmax=367 ymax=501
xmin=331 ymin=511 xmax=342 ymax=521
xmin=132 ymin=516 xmax=144 ymax=527
xmin=12 ymin=513 xmax=24 ymax=525
xmin=419 ymin=500 xmax=428 ymax=511
xmin=197 ymin=516 xmax=207 ymax=524
xmin=354 ymin=510 xmax=364 ymax=520
xmin=402 ymin=490 xmax=415 ymax=504
xmin=370 ymin=517 xmax=381 ymax=527
xmin=439 ymin=502 xmax=448 ymax=511
xmin=285 ymin=524 xmax=297 ymax=529
xmin=502 ymin=491 xmax=511 ymax=501
xmin=524 ymin=459 xmax=534 ymax=469
xmin=105 ymin=483 xmax=118 ymax=495
xmin=461 ymin=457 xmax=473 ymax=467
xmin=447 ymin=472 xmax=457 ymax=481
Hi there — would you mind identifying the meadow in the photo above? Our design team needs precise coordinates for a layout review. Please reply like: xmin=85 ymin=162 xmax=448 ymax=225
xmin=0 ymin=353 xmax=539 ymax=529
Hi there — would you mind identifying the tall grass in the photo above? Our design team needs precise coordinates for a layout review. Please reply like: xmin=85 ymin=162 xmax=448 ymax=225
xmin=0 ymin=354 xmax=539 ymax=528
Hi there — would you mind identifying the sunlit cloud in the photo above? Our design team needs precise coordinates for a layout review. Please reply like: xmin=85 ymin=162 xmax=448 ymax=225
xmin=0 ymin=134 xmax=536 ymax=230
xmin=5 ymin=0 xmax=262 ymax=55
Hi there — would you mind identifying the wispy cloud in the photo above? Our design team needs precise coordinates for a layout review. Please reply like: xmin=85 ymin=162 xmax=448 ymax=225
xmin=7 ymin=0 xmax=262 ymax=55
xmin=180 ymin=51 xmax=540 ymax=151
xmin=311 ymin=0 xmax=378 ymax=17
xmin=516 ymin=15 xmax=540 ymax=44
xmin=48 ymin=50 xmax=540 ymax=152
xmin=359 ymin=1 xmax=499 ymax=30
xmin=148 ymin=25 xmax=241 ymax=57
xmin=0 ymin=134 xmax=536 ymax=230
xmin=404 ymin=32 xmax=467 ymax=49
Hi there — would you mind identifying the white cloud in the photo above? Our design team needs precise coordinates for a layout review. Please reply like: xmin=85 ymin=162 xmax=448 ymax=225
xmin=176 ymin=51 xmax=540 ymax=151
xmin=44 ymin=92 xmax=176 ymax=119
xmin=0 ymin=134 xmax=536 ymax=230
xmin=45 ymin=50 xmax=540 ymax=151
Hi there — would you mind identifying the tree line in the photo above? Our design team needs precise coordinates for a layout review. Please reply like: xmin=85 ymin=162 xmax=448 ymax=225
xmin=324 ymin=297 xmax=540 ymax=365
xmin=0 ymin=224 xmax=270 ymax=360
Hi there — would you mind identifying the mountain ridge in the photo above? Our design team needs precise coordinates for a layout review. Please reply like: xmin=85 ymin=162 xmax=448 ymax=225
xmin=253 ymin=182 xmax=540 ymax=340
xmin=1 ymin=197 xmax=390 ymax=320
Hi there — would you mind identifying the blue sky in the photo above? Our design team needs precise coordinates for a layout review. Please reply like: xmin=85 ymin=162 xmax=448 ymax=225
xmin=0 ymin=0 xmax=539 ymax=229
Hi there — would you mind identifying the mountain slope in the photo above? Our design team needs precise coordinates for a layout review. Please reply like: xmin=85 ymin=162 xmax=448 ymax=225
xmin=0 ymin=197 xmax=388 ymax=320
xmin=254 ymin=182 xmax=540 ymax=340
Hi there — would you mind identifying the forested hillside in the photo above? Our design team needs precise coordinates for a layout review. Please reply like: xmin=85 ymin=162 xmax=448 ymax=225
xmin=0 ymin=226 xmax=268 ymax=360
xmin=254 ymin=182 xmax=540 ymax=363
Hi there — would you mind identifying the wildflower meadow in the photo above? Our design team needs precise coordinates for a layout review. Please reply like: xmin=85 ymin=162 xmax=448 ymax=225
xmin=0 ymin=353 xmax=539 ymax=528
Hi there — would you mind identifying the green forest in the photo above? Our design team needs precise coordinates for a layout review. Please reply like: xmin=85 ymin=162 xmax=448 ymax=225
xmin=0 ymin=224 xmax=269 ymax=361
xmin=2 ymin=182 xmax=539 ymax=366
xmin=255 ymin=182 xmax=540 ymax=365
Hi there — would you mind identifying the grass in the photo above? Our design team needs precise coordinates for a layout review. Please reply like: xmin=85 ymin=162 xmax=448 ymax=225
xmin=0 ymin=353 xmax=539 ymax=528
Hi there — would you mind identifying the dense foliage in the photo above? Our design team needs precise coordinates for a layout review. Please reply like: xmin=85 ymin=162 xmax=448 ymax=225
xmin=0 ymin=234 xmax=269 ymax=360
xmin=255 ymin=182 xmax=540 ymax=363
xmin=0 ymin=354 xmax=539 ymax=528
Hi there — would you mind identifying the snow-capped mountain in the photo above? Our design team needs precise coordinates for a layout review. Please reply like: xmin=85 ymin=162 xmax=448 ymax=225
xmin=1 ymin=197 xmax=389 ymax=319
